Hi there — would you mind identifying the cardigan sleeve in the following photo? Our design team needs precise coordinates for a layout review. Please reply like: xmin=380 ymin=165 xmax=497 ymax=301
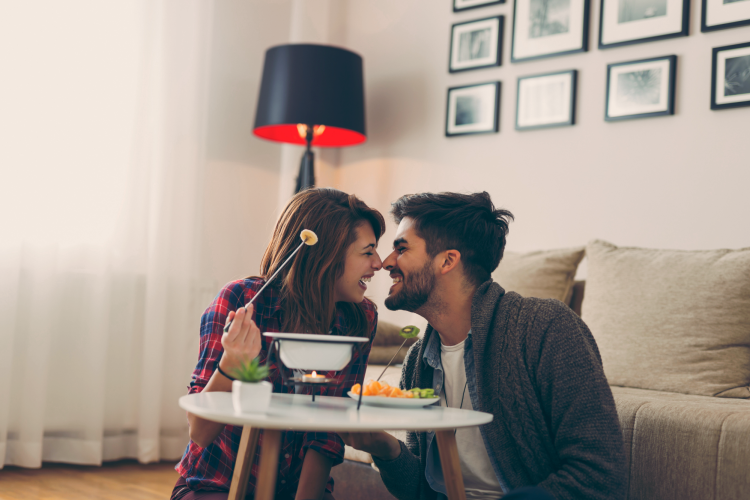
xmin=533 ymin=304 xmax=628 ymax=500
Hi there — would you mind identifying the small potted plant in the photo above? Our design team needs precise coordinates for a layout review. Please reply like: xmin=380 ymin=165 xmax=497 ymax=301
xmin=230 ymin=357 xmax=272 ymax=414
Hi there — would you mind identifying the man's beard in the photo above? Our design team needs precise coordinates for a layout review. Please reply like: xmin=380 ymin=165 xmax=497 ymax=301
xmin=384 ymin=260 xmax=436 ymax=312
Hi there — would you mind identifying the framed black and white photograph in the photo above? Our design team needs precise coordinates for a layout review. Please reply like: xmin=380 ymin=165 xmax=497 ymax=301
xmin=711 ymin=42 xmax=750 ymax=110
xmin=511 ymin=0 xmax=590 ymax=62
xmin=605 ymin=55 xmax=677 ymax=121
xmin=702 ymin=0 xmax=750 ymax=31
xmin=599 ymin=0 xmax=689 ymax=48
xmin=516 ymin=70 xmax=577 ymax=130
xmin=454 ymin=0 xmax=505 ymax=12
xmin=446 ymin=82 xmax=501 ymax=137
xmin=449 ymin=16 xmax=504 ymax=72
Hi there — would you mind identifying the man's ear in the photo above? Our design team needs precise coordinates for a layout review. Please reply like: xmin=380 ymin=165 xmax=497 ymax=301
xmin=437 ymin=249 xmax=462 ymax=275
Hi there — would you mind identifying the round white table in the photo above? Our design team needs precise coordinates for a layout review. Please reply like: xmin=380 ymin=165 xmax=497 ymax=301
xmin=180 ymin=392 xmax=493 ymax=500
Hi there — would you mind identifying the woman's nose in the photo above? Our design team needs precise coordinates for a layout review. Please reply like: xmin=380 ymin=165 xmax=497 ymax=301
xmin=372 ymin=252 xmax=383 ymax=270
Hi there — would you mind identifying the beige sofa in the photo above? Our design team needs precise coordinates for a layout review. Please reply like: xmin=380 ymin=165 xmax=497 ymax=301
xmin=332 ymin=242 xmax=750 ymax=500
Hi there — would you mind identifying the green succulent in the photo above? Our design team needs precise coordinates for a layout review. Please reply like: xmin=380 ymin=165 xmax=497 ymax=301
xmin=230 ymin=357 xmax=270 ymax=383
xmin=399 ymin=325 xmax=421 ymax=339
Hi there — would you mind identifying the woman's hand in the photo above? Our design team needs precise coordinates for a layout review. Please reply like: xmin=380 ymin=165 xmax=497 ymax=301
xmin=219 ymin=304 xmax=262 ymax=375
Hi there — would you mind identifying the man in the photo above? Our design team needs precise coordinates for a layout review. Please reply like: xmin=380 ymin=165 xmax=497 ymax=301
xmin=340 ymin=192 xmax=626 ymax=500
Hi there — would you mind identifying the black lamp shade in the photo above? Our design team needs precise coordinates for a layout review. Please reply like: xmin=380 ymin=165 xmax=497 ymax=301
xmin=253 ymin=44 xmax=366 ymax=148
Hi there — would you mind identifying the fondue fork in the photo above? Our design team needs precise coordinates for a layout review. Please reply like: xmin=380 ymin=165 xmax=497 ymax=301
xmin=375 ymin=326 xmax=420 ymax=382
xmin=224 ymin=229 xmax=318 ymax=333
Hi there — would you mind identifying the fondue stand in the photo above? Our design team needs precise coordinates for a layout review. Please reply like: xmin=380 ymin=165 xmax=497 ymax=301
xmin=264 ymin=332 xmax=370 ymax=408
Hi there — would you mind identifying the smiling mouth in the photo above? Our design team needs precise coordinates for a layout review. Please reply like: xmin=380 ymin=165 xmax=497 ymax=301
xmin=358 ymin=276 xmax=372 ymax=287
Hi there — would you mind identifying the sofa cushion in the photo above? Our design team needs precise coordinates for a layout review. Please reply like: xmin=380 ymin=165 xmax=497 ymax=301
xmin=583 ymin=240 xmax=750 ymax=398
xmin=492 ymin=247 xmax=585 ymax=305
xmin=610 ymin=386 xmax=750 ymax=500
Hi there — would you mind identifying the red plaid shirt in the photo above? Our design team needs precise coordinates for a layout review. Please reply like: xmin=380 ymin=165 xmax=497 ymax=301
xmin=176 ymin=278 xmax=377 ymax=498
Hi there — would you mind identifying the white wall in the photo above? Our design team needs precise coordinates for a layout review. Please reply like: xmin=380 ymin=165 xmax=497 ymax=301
xmin=328 ymin=0 xmax=750 ymax=327
xmin=200 ymin=0 xmax=293 ymax=288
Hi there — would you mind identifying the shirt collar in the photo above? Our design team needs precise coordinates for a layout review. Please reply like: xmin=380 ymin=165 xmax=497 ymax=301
xmin=422 ymin=328 xmax=472 ymax=369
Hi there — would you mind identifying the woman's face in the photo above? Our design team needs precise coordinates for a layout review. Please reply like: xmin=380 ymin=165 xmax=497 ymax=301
xmin=333 ymin=223 xmax=383 ymax=303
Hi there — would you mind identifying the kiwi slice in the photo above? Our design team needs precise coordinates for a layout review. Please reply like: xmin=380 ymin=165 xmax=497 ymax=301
xmin=399 ymin=325 xmax=421 ymax=339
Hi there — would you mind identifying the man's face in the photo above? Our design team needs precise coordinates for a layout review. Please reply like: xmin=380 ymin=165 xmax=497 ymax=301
xmin=383 ymin=217 xmax=437 ymax=312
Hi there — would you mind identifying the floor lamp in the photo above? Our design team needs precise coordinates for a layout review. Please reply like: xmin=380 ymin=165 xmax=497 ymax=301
xmin=253 ymin=44 xmax=366 ymax=193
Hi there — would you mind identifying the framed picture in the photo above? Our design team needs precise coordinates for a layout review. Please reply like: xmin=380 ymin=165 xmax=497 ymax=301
xmin=516 ymin=70 xmax=577 ymax=130
xmin=511 ymin=0 xmax=590 ymax=62
xmin=711 ymin=42 xmax=750 ymax=110
xmin=454 ymin=0 xmax=505 ymax=12
xmin=605 ymin=55 xmax=677 ymax=121
xmin=445 ymin=82 xmax=501 ymax=137
xmin=598 ymin=0 xmax=689 ymax=49
xmin=702 ymin=0 xmax=750 ymax=31
xmin=449 ymin=16 xmax=504 ymax=73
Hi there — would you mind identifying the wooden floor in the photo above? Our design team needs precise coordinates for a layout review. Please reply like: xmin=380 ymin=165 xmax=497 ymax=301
xmin=0 ymin=460 xmax=179 ymax=500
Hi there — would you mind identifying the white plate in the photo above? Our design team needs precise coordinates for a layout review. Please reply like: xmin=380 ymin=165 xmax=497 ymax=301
xmin=263 ymin=332 xmax=369 ymax=343
xmin=347 ymin=391 xmax=440 ymax=408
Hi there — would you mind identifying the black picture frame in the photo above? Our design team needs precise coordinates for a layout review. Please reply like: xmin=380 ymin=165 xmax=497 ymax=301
xmin=605 ymin=55 xmax=677 ymax=121
xmin=454 ymin=0 xmax=505 ymax=12
xmin=445 ymin=81 xmax=501 ymax=137
xmin=711 ymin=42 xmax=750 ymax=110
xmin=516 ymin=70 xmax=578 ymax=130
xmin=598 ymin=0 xmax=690 ymax=49
xmin=449 ymin=16 xmax=504 ymax=73
xmin=701 ymin=0 xmax=750 ymax=32
xmin=511 ymin=0 xmax=591 ymax=63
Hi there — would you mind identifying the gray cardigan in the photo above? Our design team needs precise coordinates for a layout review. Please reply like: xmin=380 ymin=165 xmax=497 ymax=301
xmin=373 ymin=281 xmax=627 ymax=500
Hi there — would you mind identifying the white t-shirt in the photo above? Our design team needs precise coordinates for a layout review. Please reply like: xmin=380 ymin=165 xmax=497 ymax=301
xmin=440 ymin=338 xmax=504 ymax=500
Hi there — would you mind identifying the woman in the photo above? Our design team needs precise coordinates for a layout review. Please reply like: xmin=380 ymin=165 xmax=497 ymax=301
xmin=172 ymin=188 xmax=385 ymax=500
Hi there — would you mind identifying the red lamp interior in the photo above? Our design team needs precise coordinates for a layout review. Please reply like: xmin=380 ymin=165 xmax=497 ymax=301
xmin=254 ymin=124 xmax=366 ymax=147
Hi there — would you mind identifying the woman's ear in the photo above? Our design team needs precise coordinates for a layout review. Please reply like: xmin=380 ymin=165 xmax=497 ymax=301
xmin=438 ymin=249 xmax=462 ymax=275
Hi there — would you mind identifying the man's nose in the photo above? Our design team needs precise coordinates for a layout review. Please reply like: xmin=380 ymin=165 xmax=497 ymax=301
xmin=383 ymin=250 xmax=397 ymax=271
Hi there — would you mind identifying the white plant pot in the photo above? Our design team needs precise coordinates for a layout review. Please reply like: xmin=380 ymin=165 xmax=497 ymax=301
xmin=232 ymin=380 xmax=272 ymax=415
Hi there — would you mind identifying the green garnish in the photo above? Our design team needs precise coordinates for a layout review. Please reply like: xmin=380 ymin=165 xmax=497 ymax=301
xmin=399 ymin=326 xmax=421 ymax=339
xmin=408 ymin=387 xmax=437 ymax=399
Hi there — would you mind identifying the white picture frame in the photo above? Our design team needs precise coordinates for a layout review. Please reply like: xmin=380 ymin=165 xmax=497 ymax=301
xmin=711 ymin=42 xmax=750 ymax=110
xmin=511 ymin=0 xmax=590 ymax=62
xmin=454 ymin=0 xmax=505 ymax=12
xmin=516 ymin=70 xmax=577 ymax=130
xmin=605 ymin=55 xmax=676 ymax=121
xmin=446 ymin=82 xmax=501 ymax=137
xmin=449 ymin=16 xmax=504 ymax=73
xmin=599 ymin=0 xmax=689 ymax=48
xmin=702 ymin=0 xmax=750 ymax=31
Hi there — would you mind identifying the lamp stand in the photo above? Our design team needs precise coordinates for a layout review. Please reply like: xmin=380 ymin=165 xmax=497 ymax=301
xmin=294 ymin=124 xmax=315 ymax=193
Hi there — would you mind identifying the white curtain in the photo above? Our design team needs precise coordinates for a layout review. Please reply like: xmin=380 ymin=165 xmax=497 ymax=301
xmin=0 ymin=0 xmax=214 ymax=467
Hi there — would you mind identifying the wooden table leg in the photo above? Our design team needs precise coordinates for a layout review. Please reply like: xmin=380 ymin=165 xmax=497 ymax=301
xmin=228 ymin=426 xmax=261 ymax=500
xmin=254 ymin=429 xmax=282 ymax=500
xmin=435 ymin=430 xmax=467 ymax=500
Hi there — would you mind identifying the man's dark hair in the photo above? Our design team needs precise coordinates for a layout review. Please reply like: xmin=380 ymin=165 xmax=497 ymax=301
xmin=391 ymin=192 xmax=514 ymax=286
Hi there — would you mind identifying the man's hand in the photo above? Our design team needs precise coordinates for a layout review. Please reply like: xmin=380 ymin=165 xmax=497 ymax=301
xmin=338 ymin=432 xmax=402 ymax=461
xmin=219 ymin=305 xmax=262 ymax=376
